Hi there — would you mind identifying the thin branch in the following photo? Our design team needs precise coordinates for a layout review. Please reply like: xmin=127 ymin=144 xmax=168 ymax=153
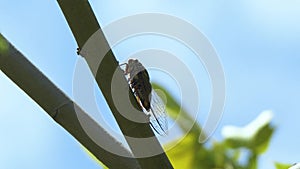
xmin=0 ymin=34 xmax=140 ymax=169
xmin=56 ymin=0 xmax=173 ymax=168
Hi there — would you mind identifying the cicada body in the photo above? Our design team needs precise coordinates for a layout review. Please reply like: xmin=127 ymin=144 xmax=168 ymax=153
xmin=122 ymin=59 xmax=168 ymax=135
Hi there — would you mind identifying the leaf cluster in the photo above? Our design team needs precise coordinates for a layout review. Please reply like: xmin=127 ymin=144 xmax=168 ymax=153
xmin=153 ymin=83 xmax=278 ymax=169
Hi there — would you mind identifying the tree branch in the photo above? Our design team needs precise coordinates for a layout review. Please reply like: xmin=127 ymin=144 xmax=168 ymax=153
xmin=56 ymin=0 xmax=173 ymax=168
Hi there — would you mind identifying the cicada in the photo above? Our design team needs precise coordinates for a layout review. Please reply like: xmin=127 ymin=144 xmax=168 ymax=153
xmin=121 ymin=59 xmax=168 ymax=135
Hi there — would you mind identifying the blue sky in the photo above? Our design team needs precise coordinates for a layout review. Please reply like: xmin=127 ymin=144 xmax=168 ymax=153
xmin=1 ymin=1 xmax=300 ymax=169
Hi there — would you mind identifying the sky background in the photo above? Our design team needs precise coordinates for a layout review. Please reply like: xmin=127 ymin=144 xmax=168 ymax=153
xmin=1 ymin=1 xmax=300 ymax=169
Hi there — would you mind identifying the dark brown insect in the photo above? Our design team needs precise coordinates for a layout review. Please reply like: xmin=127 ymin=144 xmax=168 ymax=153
xmin=121 ymin=59 xmax=168 ymax=135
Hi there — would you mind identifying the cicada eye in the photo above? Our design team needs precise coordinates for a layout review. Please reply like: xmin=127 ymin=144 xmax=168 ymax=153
xmin=134 ymin=59 xmax=140 ymax=65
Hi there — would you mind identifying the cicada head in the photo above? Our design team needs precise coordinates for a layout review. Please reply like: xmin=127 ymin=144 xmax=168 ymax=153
xmin=125 ymin=59 xmax=146 ymax=78
xmin=126 ymin=59 xmax=138 ymax=72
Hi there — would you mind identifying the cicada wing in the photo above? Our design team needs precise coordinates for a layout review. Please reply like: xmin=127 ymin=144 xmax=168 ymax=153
xmin=149 ymin=90 xmax=168 ymax=136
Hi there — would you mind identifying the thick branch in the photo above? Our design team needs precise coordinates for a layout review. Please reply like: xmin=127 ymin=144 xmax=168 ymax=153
xmin=56 ymin=0 xmax=173 ymax=168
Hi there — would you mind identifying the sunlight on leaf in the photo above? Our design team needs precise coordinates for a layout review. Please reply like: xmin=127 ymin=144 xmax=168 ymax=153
xmin=275 ymin=162 xmax=292 ymax=169
xmin=222 ymin=110 xmax=273 ymax=140
xmin=221 ymin=110 xmax=274 ymax=154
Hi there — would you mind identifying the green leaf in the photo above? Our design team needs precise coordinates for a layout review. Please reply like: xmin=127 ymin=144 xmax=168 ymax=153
xmin=231 ymin=149 xmax=241 ymax=162
xmin=222 ymin=110 xmax=275 ymax=154
xmin=251 ymin=124 xmax=274 ymax=154
xmin=274 ymin=162 xmax=292 ymax=169
xmin=0 ymin=34 xmax=9 ymax=55
xmin=211 ymin=142 xmax=226 ymax=167
xmin=164 ymin=134 xmax=198 ymax=169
